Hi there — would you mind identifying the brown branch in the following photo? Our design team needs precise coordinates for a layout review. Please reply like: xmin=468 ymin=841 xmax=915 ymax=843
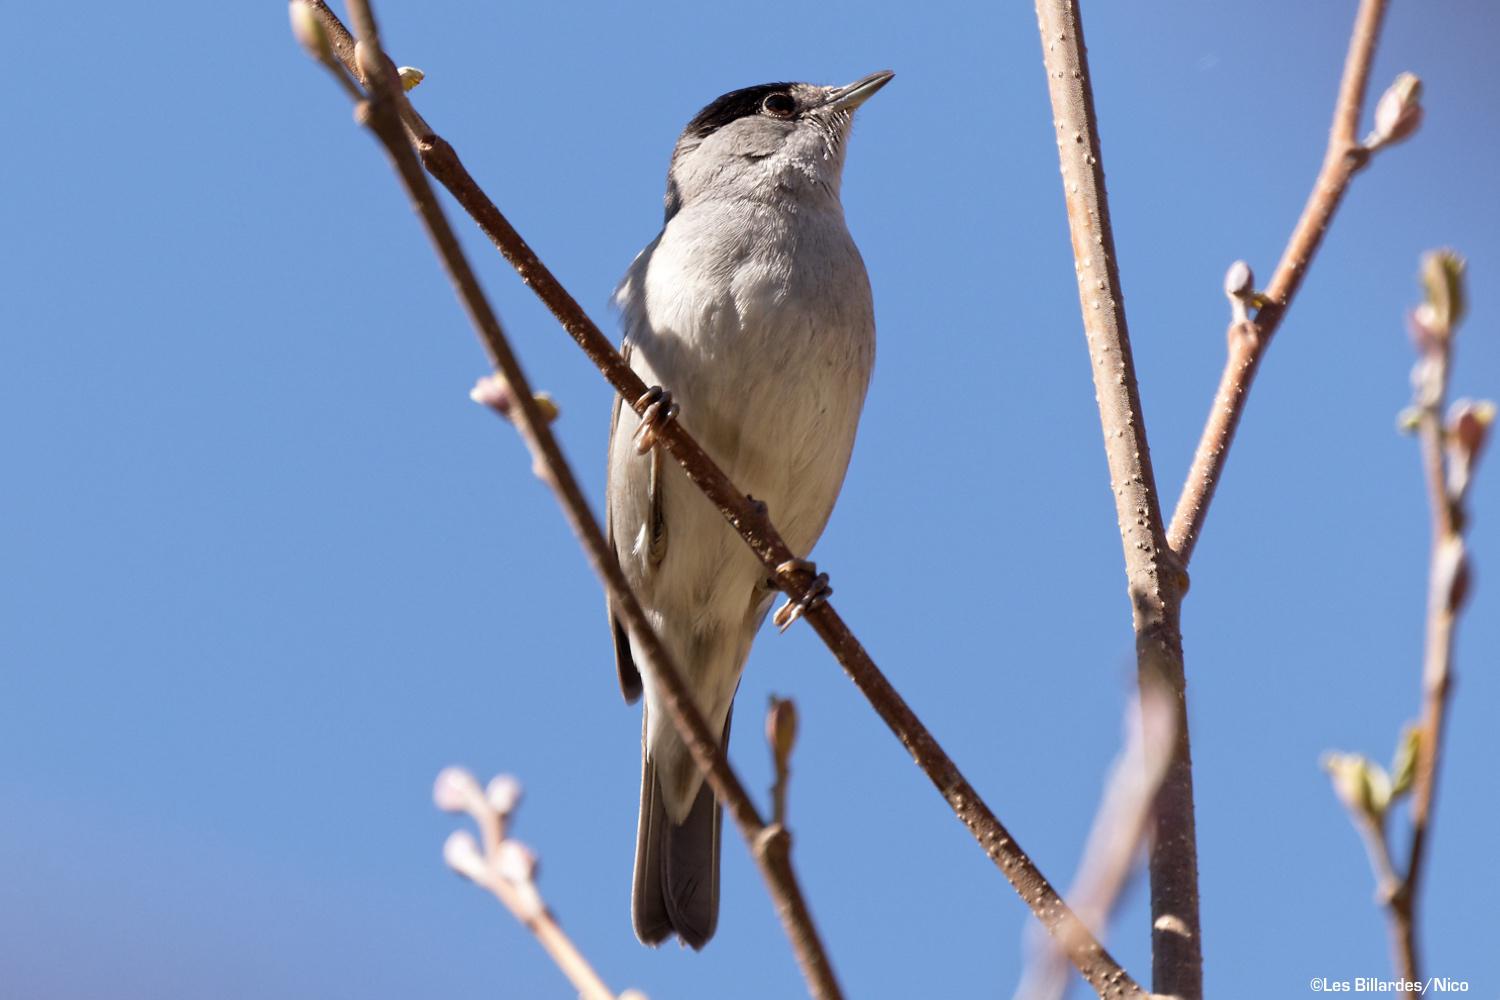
xmin=1393 ymin=254 xmax=1477 ymax=981
xmin=1326 ymin=253 xmax=1485 ymax=982
xmin=1033 ymin=2 xmax=1200 ymax=996
xmin=315 ymin=4 xmax=842 ymax=995
xmin=1016 ymin=682 xmax=1176 ymax=1000
xmin=291 ymin=2 xmax=1147 ymax=994
xmin=434 ymin=768 xmax=645 ymax=1000
xmin=1166 ymin=0 xmax=1395 ymax=564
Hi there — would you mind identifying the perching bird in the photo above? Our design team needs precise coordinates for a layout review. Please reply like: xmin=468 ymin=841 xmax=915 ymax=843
xmin=605 ymin=71 xmax=890 ymax=949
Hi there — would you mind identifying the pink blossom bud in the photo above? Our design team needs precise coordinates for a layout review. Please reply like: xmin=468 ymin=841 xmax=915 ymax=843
xmin=1446 ymin=399 xmax=1494 ymax=501
xmin=496 ymin=840 xmax=538 ymax=885
xmin=1449 ymin=399 xmax=1494 ymax=460
xmin=469 ymin=375 xmax=560 ymax=423
xmin=485 ymin=774 xmax=523 ymax=818
xmin=433 ymin=766 xmax=483 ymax=814
xmin=442 ymin=830 xmax=485 ymax=880
xmin=1371 ymin=73 xmax=1423 ymax=148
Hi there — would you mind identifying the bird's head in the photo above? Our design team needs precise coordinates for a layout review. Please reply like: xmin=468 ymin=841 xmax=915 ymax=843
xmin=664 ymin=71 xmax=893 ymax=220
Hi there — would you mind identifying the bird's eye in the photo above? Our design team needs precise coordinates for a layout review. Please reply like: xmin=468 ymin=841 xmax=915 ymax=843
xmin=762 ymin=93 xmax=795 ymax=118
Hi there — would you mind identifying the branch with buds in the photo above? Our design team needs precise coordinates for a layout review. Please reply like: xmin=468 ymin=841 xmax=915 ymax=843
xmin=288 ymin=1 xmax=1143 ymax=995
xmin=435 ymin=768 xmax=647 ymax=1000
xmin=1326 ymin=250 xmax=1491 ymax=982
xmin=1032 ymin=2 xmax=1415 ymax=995
xmin=1032 ymin=2 xmax=1196 ymax=993
xmin=292 ymin=2 xmax=847 ymax=995
xmin=1168 ymin=0 xmax=1416 ymax=565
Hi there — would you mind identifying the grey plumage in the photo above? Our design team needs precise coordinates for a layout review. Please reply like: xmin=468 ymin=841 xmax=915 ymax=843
xmin=606 ymin=71 xmax=890 ymax=949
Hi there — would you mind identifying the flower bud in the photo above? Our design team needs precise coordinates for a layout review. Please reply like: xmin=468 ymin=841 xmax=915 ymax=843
xmin=1371 ymin=73 xmax=1423 ymax=148
xmin=469 ymin=375 xmax=560 ymax=423
xmin=496 ymin=839 xmax=538 ymax=885
xmin=1389 ymin=724 xmax=1420 ymax=799
xmin=1419 ymin=249 xmax=1466 ymax=337
xmin=289 ymin=1 xmax=333 ymax=64
xmin=433 ymin=766 xmax=483 ymax=814
xmin=1223 ymin=260 xmax=1255 ymax=301
xmin=486 ymin=774 xmax=523 ymax=818
xmin=1445 ymin=399 xmax=1495 ymax=500
xmin=766 ymin=696 xmax=798 ymax=768
xmin=443 ymin=830 xmax=485 ymax=880
xmin=1323 ymin=752 xmax=1390 ymax=819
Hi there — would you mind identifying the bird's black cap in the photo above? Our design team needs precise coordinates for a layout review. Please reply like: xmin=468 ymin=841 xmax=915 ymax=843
xmin=682 ymin=82 xmax=796 ymax=139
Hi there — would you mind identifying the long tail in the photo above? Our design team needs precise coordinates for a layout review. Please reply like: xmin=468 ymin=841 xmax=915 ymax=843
xmin=632 ymin=707 xmax=724 ymax=949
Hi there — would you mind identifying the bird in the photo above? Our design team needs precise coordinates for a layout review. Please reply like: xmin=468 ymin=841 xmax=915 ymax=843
xmin=605 ymin=70 xmax=891 ymax=949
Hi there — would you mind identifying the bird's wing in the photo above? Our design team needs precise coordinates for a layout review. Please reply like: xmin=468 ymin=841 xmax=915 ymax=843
xmin=606 ymin=340 xmax=645 ymax=703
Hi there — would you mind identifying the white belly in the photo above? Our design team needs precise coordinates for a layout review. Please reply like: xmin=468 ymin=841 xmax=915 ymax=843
xmin=607 ymin=195 xmax=876 ymax=814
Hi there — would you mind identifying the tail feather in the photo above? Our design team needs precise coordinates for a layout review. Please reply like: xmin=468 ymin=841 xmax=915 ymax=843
xmin=632 ymin=708 xmax=724 ymax=949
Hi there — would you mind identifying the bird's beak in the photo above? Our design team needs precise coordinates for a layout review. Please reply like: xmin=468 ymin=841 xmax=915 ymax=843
xmin=822 ymin=70 xmax=895 ymax=112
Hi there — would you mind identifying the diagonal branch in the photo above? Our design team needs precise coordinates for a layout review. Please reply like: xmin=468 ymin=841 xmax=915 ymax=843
xmin=1033 ymin=2 xmax=1199 ymax=996
xmin=293 ymin=2 xmax=1147 ymax=994
xmin=315 ymin=4 xmax=842 ymax=995
xmin=1167 ymin=0 xmax=1395 ymax=564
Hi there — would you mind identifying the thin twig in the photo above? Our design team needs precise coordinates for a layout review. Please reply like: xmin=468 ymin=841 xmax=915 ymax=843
xmin=1395 ymin=259 xmax=1470 ymax=982
xmin=1033 ymin=2 xmax=1199 ymax=996
xmin=1166 ymin=0 xmax=1393 ymax=564
xmin=324 ymin=4 xmax=842 ymax=995
xmin=434 ymin=769 xmax=638 ymax=1000
xmin=1016 ymin=683 xmax=1176 ymax=1000
xmin=293 ymin=3 xmax=1147 ymax=993
xmin=1327 ymin=253 xmax=1486 ymax=981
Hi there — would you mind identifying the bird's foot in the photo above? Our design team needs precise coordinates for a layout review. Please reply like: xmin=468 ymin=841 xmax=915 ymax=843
xmin=632 ymin=386 xmax=679 ymax=455
xmin=773 ymin=559 xmax=832 ymax=632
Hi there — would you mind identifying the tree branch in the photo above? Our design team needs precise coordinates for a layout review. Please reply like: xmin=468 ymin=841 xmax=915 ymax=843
xmin=1324 ymin=252 xmax=1487 ymax=983
xmin=310 ymin=4 xmax=842 ymax=994
xmin=1166 ymin=0 xmax=1396 ymax=564
xmin=1394 ymin=252 xmax=1484 ymax=982
xmin=1033 ymin=2 xmax=1199 ymax=996
xmin=292 ymin=2 xmax=1147 ymax=994
xmin=1016 ymin=682 xmax=1176 ymax=1000
xmin=434 ymin=768 xmax=646 ymax=1000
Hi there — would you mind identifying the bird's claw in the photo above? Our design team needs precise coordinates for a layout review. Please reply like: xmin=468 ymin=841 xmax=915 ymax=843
xmin=632 ymin=386 xmax=679 ymax=455
xmin=773 ymin=559 xmax=832 ymax=632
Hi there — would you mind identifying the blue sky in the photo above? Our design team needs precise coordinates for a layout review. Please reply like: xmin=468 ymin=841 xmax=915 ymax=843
xmin=3 ymin=2 xmax=1498 ymax=998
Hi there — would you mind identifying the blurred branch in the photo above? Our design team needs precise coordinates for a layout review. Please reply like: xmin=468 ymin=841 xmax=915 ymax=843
xmin=297 ymin=4 xmax=844 ymax=995
xmin=290 ymin=2 xmax=1146 ymax=993
xmin=1395 ymin=251 xmax=1484 ymax=979
xmin=1327 ymin=251 xmax=1490 ymax=983
xmin=1016 ymin=682 xmax=1176 ymax=1000
xmin=1033 ymin=2 xmax=1199 ymax=995
xmin=1167 ymin=0 xmax=1412 ymax=563
xmin=434 ymin=769 xmax=647 ymax=1000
